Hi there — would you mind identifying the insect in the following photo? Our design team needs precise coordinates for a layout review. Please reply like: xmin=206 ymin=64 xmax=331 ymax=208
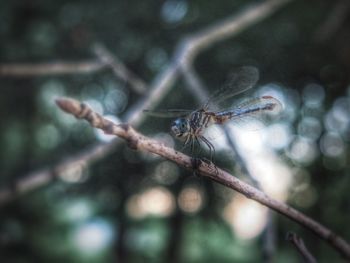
xmin=144 ymin=66 xmax=282 ymax=158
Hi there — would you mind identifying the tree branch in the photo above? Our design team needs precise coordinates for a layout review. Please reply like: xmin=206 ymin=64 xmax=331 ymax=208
xmin=185 ymin=0 xmax=292 ymax=60
xmin=55 ymin=97 xmax=350 ymax=260
xmin=0 ymin=60 xmax=106 ymax=76
xmin=286 ymin=232 xmax=318 ymax=263
xmin=92 ymin=43 xmax=148 ymax=94
xmin=313 ymin=0 xmax=350 ymax=42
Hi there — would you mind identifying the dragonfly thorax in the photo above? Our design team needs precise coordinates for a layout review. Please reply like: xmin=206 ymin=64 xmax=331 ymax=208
xmin=171 ymin=118 xmax=191 ymax=139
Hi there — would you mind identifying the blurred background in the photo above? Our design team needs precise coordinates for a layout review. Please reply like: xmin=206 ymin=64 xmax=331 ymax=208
xmin=0 ymin=0 xmax=350 ymax=262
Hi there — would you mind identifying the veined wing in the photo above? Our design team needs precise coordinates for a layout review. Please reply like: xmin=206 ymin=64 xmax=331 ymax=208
xmin=214 ymin=96 xmax=282 ymax=124
xmin=143 ymin=109 xmax=192 ymax=118
xmin=204 ymin=66 xmax=259 ymax=109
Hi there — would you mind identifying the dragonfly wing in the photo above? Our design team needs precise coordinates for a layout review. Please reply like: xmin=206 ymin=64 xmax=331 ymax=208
xmin=202 ymin=124 xmax=226 ymax=141
xmin=143 ymin=109 xmax=192 ymax=118
xmin=205 ymin=66 xmax=259 ymax=108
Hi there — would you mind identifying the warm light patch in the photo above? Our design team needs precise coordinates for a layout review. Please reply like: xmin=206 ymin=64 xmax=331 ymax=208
xmin=126 ymin=186 xmax=175 ymax=219
xmin=58 ymin=161 xmax=88 ymax=183
xmin=178 ymin=186 xmax=204 ymax=213
xmin=226 ymin=124 xmax=293 ymax=201
xmin=223 ymin=195 xmax=268 ymax=240
xmin=152 ymin=161 xmax=179 ymax=185
xmin=287 ymin=137 xmax=318 ymax=164
xmin=248 ymin=157 xmax=292 ymax=201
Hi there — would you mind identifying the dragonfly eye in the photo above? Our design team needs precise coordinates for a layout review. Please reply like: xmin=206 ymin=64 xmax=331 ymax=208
xmin=171 ymin=118 xmax=189 ymax=138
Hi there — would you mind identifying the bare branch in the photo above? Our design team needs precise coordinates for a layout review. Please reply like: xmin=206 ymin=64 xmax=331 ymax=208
xmin=180 ymin=62 xmax=210 ymax=105
xmin=286 ymin=232 xmax=318 ymax=263
xmin=0 ymin=142 xmax=118 ymax=205
xmin=0 ymin=0 xmax=292 ymax=206
xmin=92 ymin=43 xmax=148 ymax=94
xmin=313 ymin=0 xmax=350 ymax=42
xmin=0 ymin=60 xmax=106 ymax=76
xmin=185 ymin=0 xmax=292 ymax=60
xmin=263 ymin=215 xmax=277 ymax=263
xmin=56 ymin=97 xmax=350 ymax=260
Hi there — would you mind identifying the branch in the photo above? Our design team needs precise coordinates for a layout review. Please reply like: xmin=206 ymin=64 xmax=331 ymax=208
xmin=286 ymin=232 xmax=318 ymax=263
xmin=0 ymin=44 xmax=148 ymax=95
xmin=263 ymin=215 xmax=277 ymax=263
xmin=92 ymin=43 xmax=148 ymax=94
xmin=0 ymin=0 xmax=292 ymax=205
xmin=313 ymin=0 xmax=350 ymax=42
xmin=0 ymin=142 xmax=118 ymax=205
xmin=55 ymin=97 xmax=350 ymax=260
xmin=0 ymin=60 xmax=106 ymax=76
xmin=184 ymin=0 xmax=292 ymax=60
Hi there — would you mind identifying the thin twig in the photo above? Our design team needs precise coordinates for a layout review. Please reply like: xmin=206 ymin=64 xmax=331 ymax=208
xmin=313 ymin=0 xmax=350 ymax=42
xmin=92 ymin=43 xmax=148 ymax=94
xmin=0 ymin=61 xmax=106 ymax=76
xmin=263 ymin=215 xmax=276 ymax=263
xmin=184 ymin=0 xmax=292 ymax=60
xmin=56 ymin=97 xmax=350 ymax=260
xmin=0 ymin=0 xmax=292 ymax=206
xmin=286 ymin=232 xmax=318 ymax=263
xmin=180 ymin=62 xmax=210 ymax=104
xmin=0 ymin=142 xmax=118 ymax=205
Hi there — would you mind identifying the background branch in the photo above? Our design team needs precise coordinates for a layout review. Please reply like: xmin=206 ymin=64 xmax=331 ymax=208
xmin=92 ymin=43 xmax=148 ymax=94
xmin=313 ymin=0 xmax=350 ymax=42
xmin=0 ymin=60 xmax=106 ymax=76
xmin=286 ymin=232 xmax=318 ymax=263
xmin=56 ymin=97 xmax=350 ymax=260
xmin=185 ymin=0 xmax=291 ymax=59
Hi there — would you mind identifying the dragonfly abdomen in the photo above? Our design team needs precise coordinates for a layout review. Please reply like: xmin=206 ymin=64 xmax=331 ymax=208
xmin=213 ymin=96 xmax=282 ymax=124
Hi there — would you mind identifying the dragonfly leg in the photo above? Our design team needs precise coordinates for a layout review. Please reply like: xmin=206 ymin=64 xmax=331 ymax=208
xmin=181 ymin=135 xmax=201 ymax=157
xmin=191 ymin=156 xmax=218 ymax=177
xmin=180 ymin=135 xmax=192 ymax=152
xmin=191 ymin=157 xmax=202 ymax=176
xmin=198 ymin=135 xmax=216 ymax=162
xmin=194 ymin=136 xmax=203 ymax=156
xmin=190 ymin=136 xmax=196 ymax=155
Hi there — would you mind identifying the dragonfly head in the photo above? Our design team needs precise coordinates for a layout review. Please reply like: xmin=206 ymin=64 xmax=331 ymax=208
xmin=171 ymin=118 xmax=190 ymax=139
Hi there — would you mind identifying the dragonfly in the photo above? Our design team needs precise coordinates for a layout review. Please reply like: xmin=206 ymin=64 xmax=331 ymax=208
xmin=144 ymin=66 xmax=282 ymax=158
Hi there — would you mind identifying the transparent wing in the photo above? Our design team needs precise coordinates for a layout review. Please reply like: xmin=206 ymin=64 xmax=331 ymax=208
xmin=143 ymin=109 xmax=192 ymax=118
xmin=202 ymin=124 xmax=226 ymax=141
xmin=204 ymin=66 xmax=259 ymax=109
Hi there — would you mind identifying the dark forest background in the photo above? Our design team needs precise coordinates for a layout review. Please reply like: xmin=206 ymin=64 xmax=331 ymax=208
xmin=0 ymin=0 xmax=350 ymax=262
